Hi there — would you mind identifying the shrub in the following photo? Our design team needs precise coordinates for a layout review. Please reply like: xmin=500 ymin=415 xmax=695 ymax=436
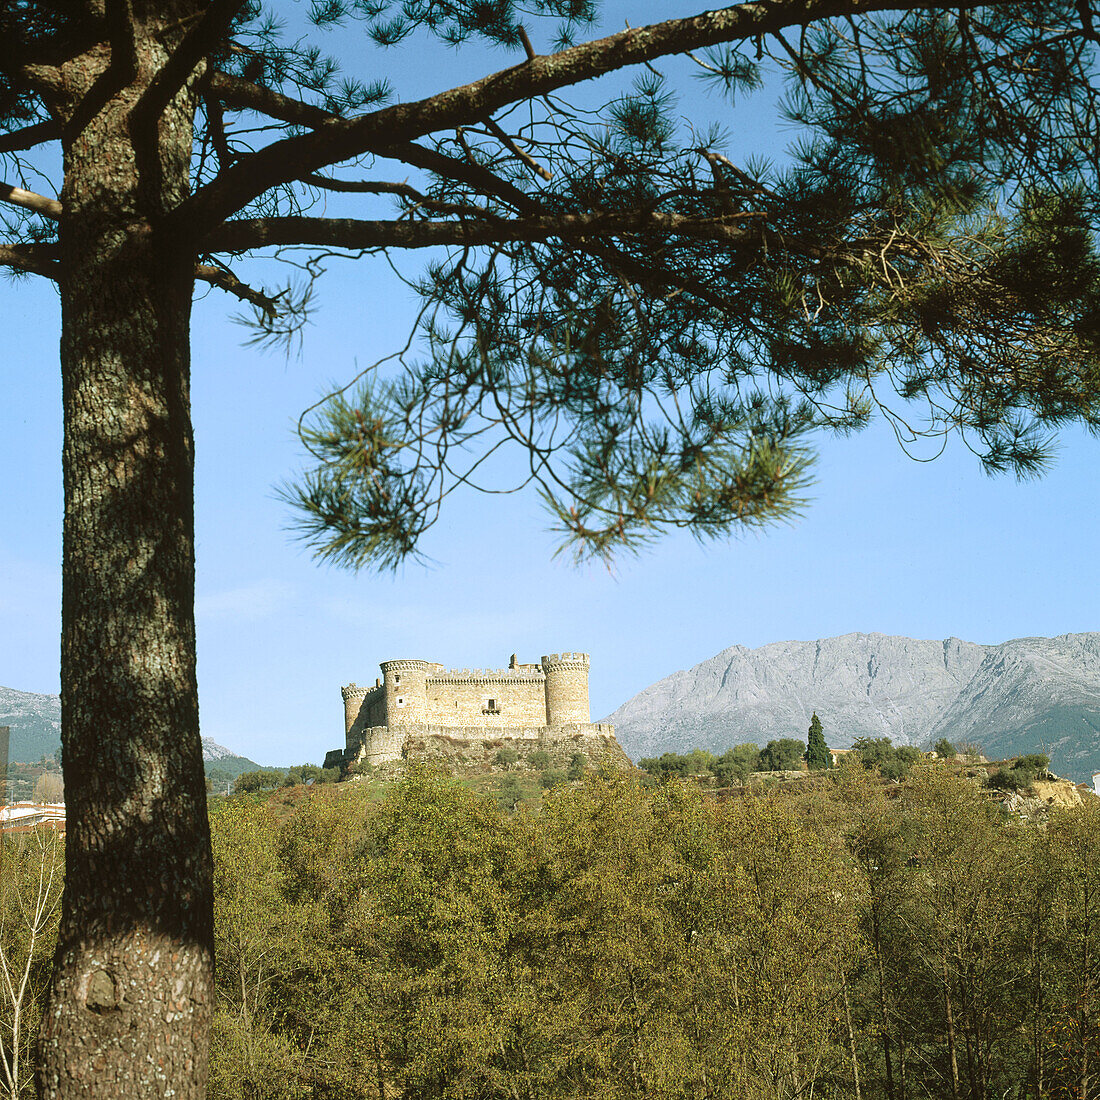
xmin=496 ymin=774 xmax=524 ymax=810
xmin=232 ymin=769 xmax=284 ymax=795
xmin=567 ymin=753 xmax=586 ymax=781
xmin=987 ymin=754 xmax=1049 ymax=793
xmin=758 ymin=739 xmax=805 ymax=772
xmin=1015 ymin=753 xmax=1049 ymax=773
xmin=494 ymin=745 xmax=520 ymax=767
xmin=529 ymin=751 xmax=552 ymax=771
xmin=714 ymin=744 xmax=761 ymax=785
xmin=539 ymin=769 xmax=567 ymax=790
xmin=988 ymin=767 xmax=1033 ymax=792
xmin=638 ymin=752 xmax=691 ymax=781
xmin=933 ymin=738 xmax=957 ymax=758
xmin=853 ymin=738 xmax=919 ymax=780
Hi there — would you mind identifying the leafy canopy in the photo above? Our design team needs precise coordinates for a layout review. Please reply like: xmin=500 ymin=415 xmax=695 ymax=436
xmin=5 ymin=0 xmax=1100 ymax=572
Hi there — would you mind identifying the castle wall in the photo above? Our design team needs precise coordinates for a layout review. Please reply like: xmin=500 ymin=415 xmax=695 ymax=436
xmin=342 ymin=683 xmax=384 ymax=753
xmin=350 ymin=722 xmax=618 ymax=766
xmin=338 ymin=652 xmax=601 ymax=769
xmin=424 ymin=672 xmax=547 ymax=727
xmin=542 ymin=653 xmax=590 ymax=725
xmin=381 ymin=659 xmax=431 ymax=728
xmin=351 ymin=725 xmax=406 ymax=764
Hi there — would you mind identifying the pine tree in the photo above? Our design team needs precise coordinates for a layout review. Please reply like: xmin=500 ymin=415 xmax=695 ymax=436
xmin=806 ymin=713 xmax=830 ymax=770
xmin=2 ymin=1 xmax=1100 ymax=1095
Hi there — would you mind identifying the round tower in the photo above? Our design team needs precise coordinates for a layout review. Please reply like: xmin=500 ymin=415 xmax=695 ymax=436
xmin=341 ymin=683 xmax=370 ymax=737
xmin=541 ymin=652 xmax=590 ymax=726
xmin=380 ymin=659 xmax=431 ymax=728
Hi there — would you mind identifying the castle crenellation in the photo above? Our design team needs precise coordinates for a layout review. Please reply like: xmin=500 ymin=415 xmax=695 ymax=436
xmin=328 ymin=650 xmax=623 ymax=769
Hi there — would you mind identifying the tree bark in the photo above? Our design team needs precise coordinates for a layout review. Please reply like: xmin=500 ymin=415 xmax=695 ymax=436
xmin=944 ymin=952 xmax=961 ymax=1100
xmin=35 ymin=17 xmax=213 ymax=1098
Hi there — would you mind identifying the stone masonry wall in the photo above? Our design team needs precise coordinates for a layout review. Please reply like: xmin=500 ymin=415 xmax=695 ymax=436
xmin=542 ymin=653 xmax=590 ymax=726
xmin=348 ymin=722 xmax=619 ymax=767
xmin=424 ymin=675 xmax=546 ymax=727
xmin=336 ymin=653 xmax=606 ymax=769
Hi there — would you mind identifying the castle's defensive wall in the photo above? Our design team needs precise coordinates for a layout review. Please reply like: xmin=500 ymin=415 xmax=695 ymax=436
xmin=331 ymin=652 xmax=612 ymax=768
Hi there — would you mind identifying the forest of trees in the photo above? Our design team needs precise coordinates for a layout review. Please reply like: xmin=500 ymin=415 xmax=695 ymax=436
xmin=4 ymin=761 xmax=1100 ymax=1100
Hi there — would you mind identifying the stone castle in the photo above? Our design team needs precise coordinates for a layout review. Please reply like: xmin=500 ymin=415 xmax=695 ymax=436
xmin=327 ymin=652 xmax=622 ymax=769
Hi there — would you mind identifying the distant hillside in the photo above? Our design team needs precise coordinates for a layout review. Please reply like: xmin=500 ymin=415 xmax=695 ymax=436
xmin=605 ymin=633 xmax=1100 ymax=781
xmin=1 ymin=686 xmax=266 ymax=776
xmin=201 ymin=739 xmax=266 ymax=784
xmin=0 ymin=685 xmax=62 ymax=762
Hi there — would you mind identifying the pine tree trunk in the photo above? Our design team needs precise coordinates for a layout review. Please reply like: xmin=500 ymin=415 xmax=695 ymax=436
xmin=36 ymin=21 xmax=213 ymax=1098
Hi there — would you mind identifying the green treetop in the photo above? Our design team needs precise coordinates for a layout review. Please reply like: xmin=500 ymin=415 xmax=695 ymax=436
xmin=805 ymin=713 xmax=830 ymax=770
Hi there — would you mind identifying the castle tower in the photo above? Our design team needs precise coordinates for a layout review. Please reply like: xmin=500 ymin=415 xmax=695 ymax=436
xmin=341 ymin=683 xmax=370 ymax=736
xmin=380 ymin=659 xmax=431 ymax=727
xmin=541 ymin=652 xmax=590 ymax=726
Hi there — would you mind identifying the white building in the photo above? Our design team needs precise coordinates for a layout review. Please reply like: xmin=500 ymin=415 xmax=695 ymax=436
xmin=0 ymin=802 xmax=65 ymax=832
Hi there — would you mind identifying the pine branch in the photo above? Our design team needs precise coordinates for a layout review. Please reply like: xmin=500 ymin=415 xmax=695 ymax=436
xmin=0 ymin=243 xmax=60 ymax=279
xmin=207 ymin=70 xmax=334 ymax=128
xmin=0 ymin=183 xmax=61 ymax=220
xmin=0 ymin=121 xmax=60 ymax=154
xmin=206 ymin=210 xmax=768 ymax=252
xmin=208 ymin=71 xmax=538 ymax=212
xmin=194 ymin=263 xmax=279 ymax=316
xmin=135 ymin=0 xmax=251 ymax=128
xmin=177 ymin=0 xmax=1001 ymax=236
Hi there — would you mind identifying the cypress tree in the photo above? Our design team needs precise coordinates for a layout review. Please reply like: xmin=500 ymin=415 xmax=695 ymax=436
xmin=806 ymin=713 xmax=830 ymax=770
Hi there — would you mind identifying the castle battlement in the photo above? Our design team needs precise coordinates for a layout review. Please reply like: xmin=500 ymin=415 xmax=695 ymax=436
xmin=333 ymin=651 xmax=609 ymax=768
xmin=428 ymin=668 xmax=546 ymax=683
xmin=542 ymin=652 xmax=590 ymax=667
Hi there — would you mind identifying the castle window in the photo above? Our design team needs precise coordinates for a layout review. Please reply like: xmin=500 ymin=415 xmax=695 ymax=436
xmin=394 ymin=674 xmax=400 ymax=684
xmin=396 ymin=696 xmax=405 ymax=708
xmin=483 ymin=698 xmax=501 ymax=715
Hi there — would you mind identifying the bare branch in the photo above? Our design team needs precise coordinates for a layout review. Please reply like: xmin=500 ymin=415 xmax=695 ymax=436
xmin=0 ymin=243 xmax=60 ymax=279
xmin=303 ymin=174 xmax=421 ymax=197
xmin=207 ymin=72 xmax=539 ymax=212
xmin=194 ymin=263 xmax=279 ymax=317
xmin=105 ymin=0 xmax=139 ymax=83
xmin=0 ymin=121 xmax=61 ymax=155
xmin=0 ymin=183 xmax=62 ymax=220
xmin=381 ymin=142 xmax=539 ymax=214
xmin=206 ymin=211 xmax=768 ymax=252
xmin=483 ymin=118 xmax=552 ymax=180
xmin=17 ymin=64 xmax=66 ymax=97
xmin=517 ymin=26 xmax=537 ymax=61
xmin=207 ymin=70 xmax=334 ymax=129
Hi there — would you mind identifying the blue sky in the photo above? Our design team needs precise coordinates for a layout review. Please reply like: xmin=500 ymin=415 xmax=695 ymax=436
xmin=2 ymin=4 xmax=1099 ymax=765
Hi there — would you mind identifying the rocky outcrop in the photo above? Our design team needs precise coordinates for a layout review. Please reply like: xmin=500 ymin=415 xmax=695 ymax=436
xmin=605 ymin=633 xmax=1100 ymax=780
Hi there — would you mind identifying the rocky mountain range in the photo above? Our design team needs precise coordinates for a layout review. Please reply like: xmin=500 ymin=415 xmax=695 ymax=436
xmin=1 ymin=685 xmax=263 ymax=776
xmin=0 ymin=685 xmax=62 ymax=763
xmin=605 ymin=633 xmax=1100 ymax=781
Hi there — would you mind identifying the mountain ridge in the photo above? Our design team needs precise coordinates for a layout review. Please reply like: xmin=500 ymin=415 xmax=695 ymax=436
xmin=1 ymin=685 xmax=265 ymax=775
xmin=605 ymin=632 xmax=1100 ymax=780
